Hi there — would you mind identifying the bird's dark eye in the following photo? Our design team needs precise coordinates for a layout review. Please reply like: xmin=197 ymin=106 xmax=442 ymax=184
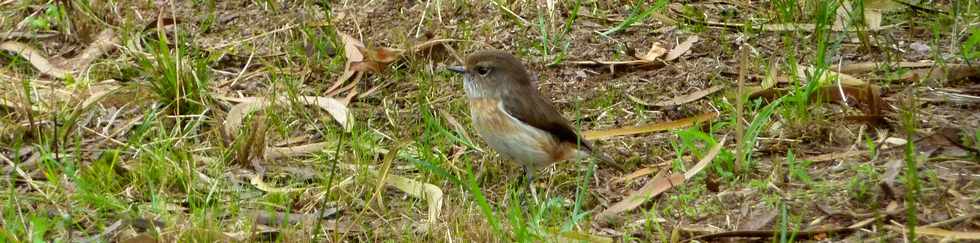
xmin=476 ymin=66 xmax=491 ymax=76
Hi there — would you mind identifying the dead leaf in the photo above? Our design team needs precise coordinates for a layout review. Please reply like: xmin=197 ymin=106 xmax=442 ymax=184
xmin=567 ymin=42 xmax=666 ymax=66
xmin=296 ymin=96 xmax=351 ymax=131
xmin=900 ymin=64 xmax=979 ymax=83
xmin=833 ymin=0 xmax=908 ymax=31
xmin=384 ymin=173 xmax=443 ymax=223
xmin=338 ymin=31 xmax=364 ymax=63
xmin=250 ymin=174 xmax=303 ymax=193
xmin=745 ymin=68 xmax=888 ymax=119
xmin=360 ymin=46 xmax=404 ymax=64
xmin=223 ymin=99 xmax=270 ymax=138
xmin=327 ymin=31 xmax=367 ymax=94
xmin=684 ymin=135 xmax=726 ymax=180
xmin=597 ymin=136 xmax=726 ymax=223
xmin=117 ymin=233 xmax=158 ymax=243
xmin=548 ymin=230 xmax=613 ymax=243
xmin=833 ymin=2 xmax=856 ymax=31
xmin=80 ymin=86 xmax=120 ymax=109
xmin=597 ymin=173 xmax=684 ymax=224
xmin=0 ymin=31 xmax=58 ymax=39
xmin=1 ymin=41 xmax=71 ymax=78
xmin=0 ymin=95 xmax=48 ymax=113
xmin=687 ymin=18 xmax=896 ymax=33
xmin=836 ymin=0 xmax=897 ymax=31
xmin=764 ymin=23 xmax=818 ymax=31
xmin=665 ymin=36 xmax=699 ymax=61
xmin=251 ymin=209 xmax=339 ymax=226
xmin=801 ymin=150 xmax=867 ymax=163
xmin=353 ymin=46 xmax=405 ymax=73
xmin=0 ymin=28 xmax=118 ymax=79
xmin=739 ymin=207 xmax=779 ymax=230
xmin=583 ymin=112 xmax=718 ymax=140
xmin=816 ymin=85 xmax=887 ymax=115
xmin=799 ymin=65 xmax=868 ymax=86
xmin=686 ymin=227 xmax=857 ymax=242
xmin=411 ymin=38 xmax=461 ymax=52
xmin=340 ymin=145 xmax=443 ymax=224
xmin=890 ymin=226 xmax=980 ymax=240
xmin=223 ymin=96 xmax=350 ymax=138
xmin=80 ymin=220 xmax=124 ymax=242
xmin=631 ymin=85 xmax=723 ymax=107
xmin=879 ymin=159 xmax=904 ymax=199
xmin=837 ymin=61 xmax=937 ymax=73
xmin=266 ymin=142 xmax=332 ymax=160
xmin=864 ymin=9 xmax=883 ymax=30
xmin=639 ymin=42 xmax=668 ymax=61
xmin=917 ymin=127 xmax=978 ymax=157
xmin=612 ymin=166 xmax=662 ymax=185
xmin=60 ymin=28 xmax=118 ymax=70
xmin=866 ymin=0 xmax=908 ymax=12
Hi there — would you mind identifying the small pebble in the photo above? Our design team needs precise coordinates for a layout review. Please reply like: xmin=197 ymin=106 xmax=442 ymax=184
xmin=909 ymin=42 xmax=930 ymax=54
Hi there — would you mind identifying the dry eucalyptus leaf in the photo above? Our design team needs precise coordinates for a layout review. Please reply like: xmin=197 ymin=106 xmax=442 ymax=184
xmin=383 ymin=173 xmax=443 ymax=223
xmin=548 ymin=230 xmax=613 ymax=243
xmin=223 ymin=99 xmax=271 ymax=138
xmin=337 ymin=31 xmax=364 ymax=64
xmin=1 ymin=41 xmax=71 ymax=78
xmin=639 ymin=42 xmax=668 ymax=61
xmin=634 ymin=85 xmax=723 ymax=107
xmin=223 ymin=96 xmax=350 ymax=139
xmin=798 ymin=65 xmax=869 ymax=86
xmin=295 ymin=96 xmax=351 ymax=130
xmin=80 ymin=84 xmax=123 ymax=109
xmin=266 ymin=142 xmax=333 ymax=160
xmin=567 ymin=42 xmax=666 ymax=66
xmin=583 ymin=112 xmax=718 ymax=140
xmin=250 ymin=174 xmax=304 ymax=193
xmin=835 ymin=0 xmax=897 ymax=31
xmin=837 ymin=61 xmax=936 ymax=73
xmin=1 ymin=28 xmax=118 ymax=79
xmin=412 ymin=38 xmax=462 ymax=52
xmin=596 ymin=173 xmax=683 ymax=224
xmin=597 ymin=136 xmax=725 ymax=223
xmin=684 ymin=135 xmax=726 ymax=180
xmin=341 ymin=154 xmax=443 ymax=224
xmin=893 ymin=226 xmax=980 ymax=240
xmin=61 ymin=28 xmax=119 ymax=70
xmin=665 ymin=35 xmax=699 ymax=61
xmin=612 ymin=166 xmax=660 ymax=185
xmin=359 ymin=46 xmax=404 ymax=64
xmin=328 ymin=31 xmax=367 ymax=94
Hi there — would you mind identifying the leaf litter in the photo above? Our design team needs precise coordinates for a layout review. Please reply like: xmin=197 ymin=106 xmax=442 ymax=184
xmin=3 ymin=1 xmax=979 ymax=242
xmin=596 ymin=135 xmax=726 ymax=225
xmin=0 ymin=28 xmax=118 ymax=79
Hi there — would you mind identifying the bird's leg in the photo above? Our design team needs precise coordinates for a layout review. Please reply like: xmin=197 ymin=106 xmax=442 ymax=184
xmin=523 ymin=165 xmax=539 ymax=203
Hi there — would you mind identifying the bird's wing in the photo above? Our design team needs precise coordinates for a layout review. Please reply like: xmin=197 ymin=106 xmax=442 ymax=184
xmin=501 ymin=88 xmax=624 ymax=170
xmin=500 ymin=88 xmax=593 ymax=151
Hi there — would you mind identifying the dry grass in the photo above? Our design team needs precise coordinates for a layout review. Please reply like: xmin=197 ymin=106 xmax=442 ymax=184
xmin=1 ymin=0 xmax=978 ymax=242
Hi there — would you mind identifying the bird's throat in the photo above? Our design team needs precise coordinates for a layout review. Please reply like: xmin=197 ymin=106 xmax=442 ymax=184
xmin=463 ymin=75 xmax=490 ymax=99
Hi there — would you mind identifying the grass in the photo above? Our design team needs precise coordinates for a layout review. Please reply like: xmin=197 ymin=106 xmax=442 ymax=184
xmin=600 ymin=0 xmax=669 ymax=36
xmin=0 ymin=0 xmax=977 ymax=242
xmin=900 ymin=88 xmax=921 ymax=241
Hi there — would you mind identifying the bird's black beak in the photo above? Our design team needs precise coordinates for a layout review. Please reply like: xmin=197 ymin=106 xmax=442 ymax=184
xmin=447 ymin=66 xmax=466 ymax=74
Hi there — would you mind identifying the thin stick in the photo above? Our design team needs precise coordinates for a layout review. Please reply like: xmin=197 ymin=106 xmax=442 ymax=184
xmin=735 ymin=45 xmax=747 ymax=174
xmin=490 ymin=0 xmax=530 ymax=26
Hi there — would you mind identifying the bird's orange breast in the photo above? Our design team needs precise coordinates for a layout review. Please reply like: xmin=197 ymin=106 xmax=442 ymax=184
xmin=467 ymin=98 xmax=582 ymax=169
xmin=468 ymin=98 xmax=521 ymax=134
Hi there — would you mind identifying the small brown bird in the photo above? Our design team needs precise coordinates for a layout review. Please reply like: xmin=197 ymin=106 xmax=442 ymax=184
xmin=447 ymin=50 xmax=615 ymax=191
